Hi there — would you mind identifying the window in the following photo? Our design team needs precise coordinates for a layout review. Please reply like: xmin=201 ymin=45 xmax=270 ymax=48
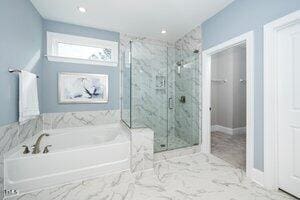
xmin=47 ymin=32 xmax=118 ymax=66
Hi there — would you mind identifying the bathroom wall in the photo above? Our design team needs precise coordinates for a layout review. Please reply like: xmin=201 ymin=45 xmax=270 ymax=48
xmin=211 ymin=45 xmax=246 ymax=131
xmin=0 ymin=10 xmax=122 ymax=198
xmin=174 ymin=26 xmax=202 ymax=145
xmin=202 ymin=0 xmax=300 ymax=171
xmin=0 ymin=1 xmax=44 ymax=198
xmin=0 ymin=0 xmax=43 ymax=126
xmin=42 ymin=20 xmax=120 ymax=114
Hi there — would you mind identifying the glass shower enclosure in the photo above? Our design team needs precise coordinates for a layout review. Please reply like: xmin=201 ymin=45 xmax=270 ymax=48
xmin=121 ymin=39 xmax=200 ymax=153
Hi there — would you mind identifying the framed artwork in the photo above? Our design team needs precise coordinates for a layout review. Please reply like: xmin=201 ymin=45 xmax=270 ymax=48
xmin=58 ymin=72 xmax=108 ymax=104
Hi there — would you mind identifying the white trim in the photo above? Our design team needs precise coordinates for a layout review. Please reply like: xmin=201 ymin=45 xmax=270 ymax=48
xmin=211 ymin=125 xmax=246 ymax=135
xmin=47 ymin=32 xmax=118 ymax=67
xmin=46 ymin=55 xmax=118 ymax=67
xmin=201 ymin=31 xmax=254 ymax=179
xmin=264 ymin=10 xmax=300 ymax=190
xmin=252 ymin=168 xmax=265 ymax=186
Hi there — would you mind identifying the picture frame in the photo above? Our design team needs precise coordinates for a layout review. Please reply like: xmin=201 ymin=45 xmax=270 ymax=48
xmin=58 ymin=72 xmax=108 ymax=104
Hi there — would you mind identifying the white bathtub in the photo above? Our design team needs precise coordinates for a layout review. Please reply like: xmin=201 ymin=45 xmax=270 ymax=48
xmin=4 ymin=123 xmax=130 ymax=196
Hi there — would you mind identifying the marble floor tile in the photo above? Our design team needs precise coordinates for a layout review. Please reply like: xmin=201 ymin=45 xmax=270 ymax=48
xmin=8 ymin=153 xmax=296 ymax=200
xmin=154 ymin=135 xmax=190 ymax=152
xmin=211 ymin=131 xmax=246 ymax=171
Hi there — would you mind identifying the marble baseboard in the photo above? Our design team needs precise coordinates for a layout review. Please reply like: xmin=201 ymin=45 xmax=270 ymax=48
xmin=43 ymin=110 xmax=120 ymax=130
xmin=154 ymin=145 xmax=201 ymax=162
xmin=130 ymin=128 xmax=154 ymax=173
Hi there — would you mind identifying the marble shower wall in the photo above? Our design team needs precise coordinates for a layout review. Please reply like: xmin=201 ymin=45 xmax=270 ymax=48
xmin=0 ymin=117 xmax=43 ymax=199
xmin=174 ymin=26 xmax=202 ymax=145
xmin=120 ymin=30 xmax=201 ymax=152
xmin=121 ymin=34 xmax=176 ymax=152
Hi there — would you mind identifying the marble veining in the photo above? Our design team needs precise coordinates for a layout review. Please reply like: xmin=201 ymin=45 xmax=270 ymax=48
xmin=130 ymin=128 xmax=154 ymax=173
xmin=7 ymin=153 xmax=296 ymax=200
xmin=154 ymin=135 xmax=190 ymax=152
xmin=43 ymin=110 xmax=120 ymax=130
xmin=154 ymin=145 xmax=201 ymax=162
xmin=0 ymin=110 xmax=120 ymax=199
xmin=121 ymin=30 xmax=201 ymax=153
xmin=174 ymin=26 xmax=202 ymax=146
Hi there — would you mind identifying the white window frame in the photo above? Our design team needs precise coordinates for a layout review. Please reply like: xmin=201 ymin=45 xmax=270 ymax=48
xmin=47 ymin=32 xmax=118 ymax=67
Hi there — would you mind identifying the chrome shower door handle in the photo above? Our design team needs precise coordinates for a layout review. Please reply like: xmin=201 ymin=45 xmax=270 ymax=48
xmin=169 ymin=97 xmax=174 ymax=109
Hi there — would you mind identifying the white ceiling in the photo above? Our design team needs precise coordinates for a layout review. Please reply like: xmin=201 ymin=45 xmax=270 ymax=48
xmin=31 ymin=0 xmax=233 ymax=42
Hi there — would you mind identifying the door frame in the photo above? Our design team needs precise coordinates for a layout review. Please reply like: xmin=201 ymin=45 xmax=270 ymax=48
xmin=201 ymin=31 xmax=254 ymax=178
xmin=264 ymin=10 xmax=300 ymax=190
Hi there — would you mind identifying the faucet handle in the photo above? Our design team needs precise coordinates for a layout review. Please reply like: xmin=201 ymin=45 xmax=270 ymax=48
xmin=31 ymin=144 xmax=38 ymax=154
xmin=22 ymin=145 xmax=30 ymax=154
xmin=43 ymin=145 xmax=52 ymax=154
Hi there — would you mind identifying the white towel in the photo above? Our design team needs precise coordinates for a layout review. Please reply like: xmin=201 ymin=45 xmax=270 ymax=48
xmin=19 ymin=70 xmax=40 ymax=124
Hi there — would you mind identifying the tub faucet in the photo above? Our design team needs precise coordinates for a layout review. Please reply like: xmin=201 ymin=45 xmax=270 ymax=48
xmin=32 ymin=133 xmax=50 ymax=154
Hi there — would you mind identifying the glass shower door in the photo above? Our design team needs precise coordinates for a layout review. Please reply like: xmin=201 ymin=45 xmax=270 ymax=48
xmin=121 ymin=41 xmax=131 ymax=127
xmin=168 ymin=51 xmax=200 ymax=150
xmin=130 ymin=41 xmax=169 ymax=152
xmin=125 ymin=39 xmax=201 ymax=153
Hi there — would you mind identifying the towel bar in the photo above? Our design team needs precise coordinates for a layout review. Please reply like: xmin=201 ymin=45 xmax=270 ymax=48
xmin=8 ymin=68 xmax=39 ymax=78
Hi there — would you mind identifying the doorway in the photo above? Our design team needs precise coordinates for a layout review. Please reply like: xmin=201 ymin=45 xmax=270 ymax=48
xmin=210 ymin=43 xmax=247 ymax=171
xmin=202 ymin=31 xmax=254 ymax=178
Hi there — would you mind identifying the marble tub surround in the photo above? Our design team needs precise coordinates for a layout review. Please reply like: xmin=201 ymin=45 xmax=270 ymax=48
xmin=0 ymin=116 xmax=43 ymax=199
xmin=6 ymin=153 xmax=295 ymax=200
xmin=129 ymin=128 xmax=154 ymax=173
xmin=42 ymin=110 xmax=120 ymax=130
xmin=0 ymin=109 xmax=120 ymax=198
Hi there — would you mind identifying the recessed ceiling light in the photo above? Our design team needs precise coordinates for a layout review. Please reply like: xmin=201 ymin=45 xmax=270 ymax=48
xmin=77 ymin=6 xmax=86 ymax=13
xmin=161 ymin=29 xmax=167 ymax=34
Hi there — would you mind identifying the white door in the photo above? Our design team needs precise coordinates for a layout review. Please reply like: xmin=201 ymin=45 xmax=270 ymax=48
xmin=277 ymin=18 xmax=300 ymax=198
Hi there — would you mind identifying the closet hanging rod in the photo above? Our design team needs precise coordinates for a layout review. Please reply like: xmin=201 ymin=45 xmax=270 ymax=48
xmin=8 ymin=68 xmax=39 ymax=78
xmin=212 ymin=79 xmax=227 ymax=83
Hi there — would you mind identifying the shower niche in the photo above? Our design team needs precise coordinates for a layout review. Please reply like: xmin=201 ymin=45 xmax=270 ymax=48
xmin=155 ymin=75 xmax=166 ymax=90
xmin=121 ymin=37 xmax=201 ymax=153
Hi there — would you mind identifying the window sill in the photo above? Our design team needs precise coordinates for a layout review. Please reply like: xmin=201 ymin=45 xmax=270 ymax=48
xmin=45 ymin=55 xmax=118 ymax=67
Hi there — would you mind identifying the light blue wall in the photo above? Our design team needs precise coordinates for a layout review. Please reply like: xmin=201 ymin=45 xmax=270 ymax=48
xmin=42 ymin=20 xmax=120 ymax=113
xmin=0 ymin=0 xmax=43 ymax=126
xmin=202 ymin=0 xmax=300 ymax=171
